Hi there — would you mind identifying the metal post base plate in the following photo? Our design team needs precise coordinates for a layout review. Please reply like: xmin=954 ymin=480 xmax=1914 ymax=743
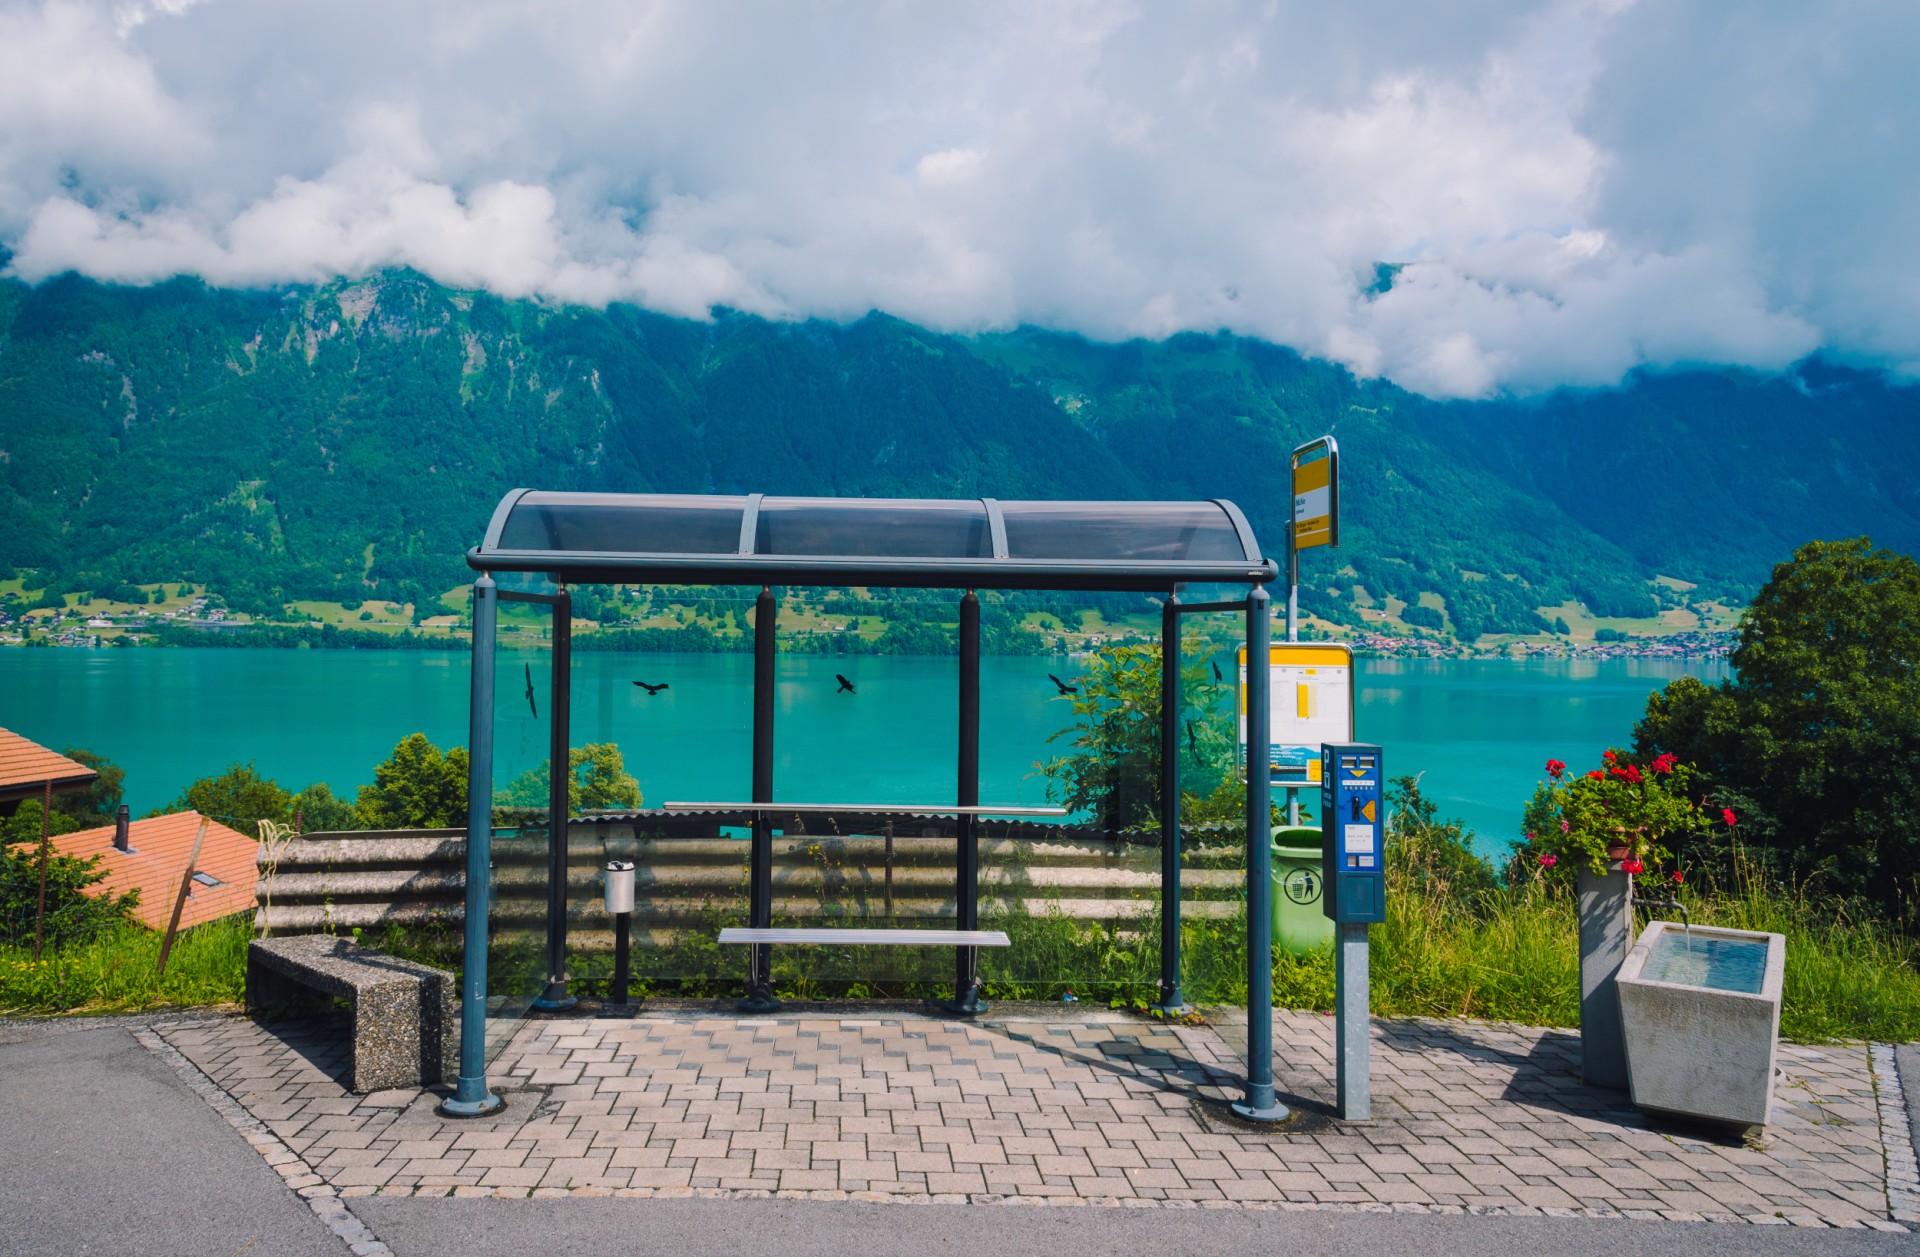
xmin=1230 ymin=1099 xmax=1292 ymax=1123
xmin=737 ymin=990 xmax=783 ymax=1014
xmin=1148 ymin=998 xmax=1192 ymax=1018
xmin=595 ymin=1003 xmax=640 ymax=1019
xmin=940 ymin=987 xmax=988 ymax=1017
xmin=531 ymin=988 xmax=577 ymax=1012
xmin=438 ymin=1091 xmax=505 ymax=1119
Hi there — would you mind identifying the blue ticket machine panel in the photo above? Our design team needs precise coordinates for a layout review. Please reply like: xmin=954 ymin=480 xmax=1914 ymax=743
xmin=1321 ymin=743 xmax=1386 ymax=924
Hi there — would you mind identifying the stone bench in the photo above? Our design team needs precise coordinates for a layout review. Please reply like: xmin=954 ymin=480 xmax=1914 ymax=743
xmin=246 ymin=935 xmax=458 ymax=1094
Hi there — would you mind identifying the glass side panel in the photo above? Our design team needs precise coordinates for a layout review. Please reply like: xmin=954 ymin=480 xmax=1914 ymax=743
xmin=1643 ymin=931 xmax=1768 ymax=994
xmin=754 ymin=498 xmax=991 ymax=559
xmin=484 ymin=632 xmax=557 ymax=1062
xmin=497 ymin=492 xmax=746 ymax=555
xmin=999 ymin=501 xmax=1249 ymax=562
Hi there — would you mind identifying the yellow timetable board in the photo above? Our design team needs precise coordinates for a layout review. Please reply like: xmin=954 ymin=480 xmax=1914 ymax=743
xmin=1237 ymin=642 xmax=1355 ymax=784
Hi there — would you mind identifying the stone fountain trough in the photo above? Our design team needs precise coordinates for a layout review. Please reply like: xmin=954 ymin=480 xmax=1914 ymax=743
xmin=1616 ymin=920 xmax=1786 ymax=1128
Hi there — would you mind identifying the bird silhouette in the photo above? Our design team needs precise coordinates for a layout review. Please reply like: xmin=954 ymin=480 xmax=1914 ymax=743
xmin=1047 ymin=673 xmax=1078 ymax=695
xmin=835 ymin=674 xmax=856 ymax=694
xmin=523 ymin=663 xmax=538 ymax=718
xmin=632 ymin=680 xmax=669 ymax=695
xmin=1212 ymin=661 xmax=1223 ymax=683
xmin=1186 ymin=719 xmax=1199 ymax=755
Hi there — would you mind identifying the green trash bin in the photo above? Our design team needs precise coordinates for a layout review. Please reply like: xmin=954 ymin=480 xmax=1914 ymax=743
xmin=1271 ymin=825 xmax=1335 ymax=954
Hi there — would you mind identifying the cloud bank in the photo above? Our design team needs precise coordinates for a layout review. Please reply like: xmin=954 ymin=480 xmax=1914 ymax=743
xmin=0 ymin=0 xmax=1912 ymax=397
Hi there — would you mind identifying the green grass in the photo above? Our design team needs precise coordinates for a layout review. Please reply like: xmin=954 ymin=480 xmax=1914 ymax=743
xmin=9 ymin=840 xmax=1920 ymax=1042
xmin=0 ymin=916 xmax=251 ymax=1015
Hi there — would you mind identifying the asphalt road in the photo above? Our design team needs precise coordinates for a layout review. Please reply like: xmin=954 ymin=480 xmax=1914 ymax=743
xmin=358 ymin=1196 xmax=1919 ymax=1257
xmin=1 ymin=1016 xmax=1915 ymax=1257
xmin=0 ymin=1019 xmax=340 ymax=1257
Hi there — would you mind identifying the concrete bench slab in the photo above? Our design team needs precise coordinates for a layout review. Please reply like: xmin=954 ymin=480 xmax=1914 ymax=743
xmin=246 ymin=935 xmax=457 ymax=1094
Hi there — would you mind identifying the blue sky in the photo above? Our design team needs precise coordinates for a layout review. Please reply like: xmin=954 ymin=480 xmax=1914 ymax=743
xmin=1 ymin=0 xmax=1913 ymax=397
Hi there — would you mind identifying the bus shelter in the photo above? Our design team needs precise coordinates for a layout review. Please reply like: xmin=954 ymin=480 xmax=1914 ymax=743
xmin=447 ymin=492 xmax=1285 ymax=1121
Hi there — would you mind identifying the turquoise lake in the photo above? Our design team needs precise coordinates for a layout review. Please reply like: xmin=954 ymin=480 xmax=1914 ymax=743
xmin=3 ymin=647 xmax=1727 ymax=851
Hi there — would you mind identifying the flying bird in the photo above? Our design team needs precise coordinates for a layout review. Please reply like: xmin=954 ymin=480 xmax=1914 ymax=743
xmin=835 ymin=674 xmax=856 ymax=694
xmin=1212 ymin=661 xmax=1223 ymax=683
xmin=632 ymin=680 xmax=669 ymax=695
xmin=1047 ymin=673 xmax=1078 ymax=695
xmin=523 ymin=663 xmax=538 ymax=718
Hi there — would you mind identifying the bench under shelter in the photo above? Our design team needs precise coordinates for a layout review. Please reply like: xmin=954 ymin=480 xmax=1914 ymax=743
xmin=444 ymin=492 xmax=1283 ymax=1120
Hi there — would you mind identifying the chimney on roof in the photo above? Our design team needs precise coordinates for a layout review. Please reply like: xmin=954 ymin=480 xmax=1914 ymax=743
xmin=113 ymin=805 xmax=130 ymax=852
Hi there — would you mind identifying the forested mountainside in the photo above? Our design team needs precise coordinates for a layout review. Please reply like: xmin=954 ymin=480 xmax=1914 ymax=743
xmin=1 ymin=269 xmax=1914 ymax=638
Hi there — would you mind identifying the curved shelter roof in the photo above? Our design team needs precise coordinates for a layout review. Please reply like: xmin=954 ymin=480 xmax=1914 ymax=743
xmin=470 ymin=491 xmax=1275 ymax=591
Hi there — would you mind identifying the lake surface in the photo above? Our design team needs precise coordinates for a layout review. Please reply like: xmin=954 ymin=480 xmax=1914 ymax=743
xmin=3 ymin=647 xmax=1727 ymax=851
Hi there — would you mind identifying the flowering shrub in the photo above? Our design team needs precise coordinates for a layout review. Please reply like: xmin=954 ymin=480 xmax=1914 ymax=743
xmin=1521 ymin=749 xmax=1716 ymax=873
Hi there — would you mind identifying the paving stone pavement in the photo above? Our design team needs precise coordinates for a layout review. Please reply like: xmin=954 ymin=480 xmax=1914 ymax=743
xmin=150 ymin=1007 xmax=1907 ymax=1231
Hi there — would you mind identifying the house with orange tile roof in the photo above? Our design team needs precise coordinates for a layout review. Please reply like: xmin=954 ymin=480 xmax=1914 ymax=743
xmin=0 ymin=727 xmax=98 ymax=815
xmin=55 ymin=811 xmax=260 ymax=931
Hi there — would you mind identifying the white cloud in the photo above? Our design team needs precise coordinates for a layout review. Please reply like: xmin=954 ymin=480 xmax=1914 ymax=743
xmin=0 ymin=0 xmax=1911 ymax=396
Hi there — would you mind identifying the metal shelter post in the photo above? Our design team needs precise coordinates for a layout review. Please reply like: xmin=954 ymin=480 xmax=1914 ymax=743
xmin=946 ymin=591 xmax=985 ymax=1015
xmin=443 ymin=575 xmax=503 ymax=1116
xmin=1234 ymin=585 xmax=1288 ymax=1121
xmin=1153 ymin=593 xmax=1188 ymax=1014
xmin=741 ymin=586 xmax=781 ymax=1013
xmin=534 ymin=588 xmax=576 ymax=1011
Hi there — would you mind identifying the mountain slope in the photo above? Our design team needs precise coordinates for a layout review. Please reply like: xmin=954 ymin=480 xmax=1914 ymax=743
xmin=1 ymin=270 xmax=1915 ymax=637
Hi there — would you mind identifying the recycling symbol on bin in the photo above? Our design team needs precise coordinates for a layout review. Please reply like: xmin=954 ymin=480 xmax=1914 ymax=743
xmin=1282 ymin=867 xmax=1323 ymax=905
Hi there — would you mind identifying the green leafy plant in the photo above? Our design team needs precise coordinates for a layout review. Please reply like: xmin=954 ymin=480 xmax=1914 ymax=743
xmin=1520 ymin=750 xmax=1716 ymax=873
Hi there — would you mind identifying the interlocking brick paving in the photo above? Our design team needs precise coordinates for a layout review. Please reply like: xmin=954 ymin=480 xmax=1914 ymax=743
xmin=151 ymin=1007 xmax=1904 ymax=1229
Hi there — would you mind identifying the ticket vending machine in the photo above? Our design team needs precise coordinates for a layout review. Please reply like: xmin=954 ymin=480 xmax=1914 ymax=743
xmin=1319 ymin=741 xmax=1384 ymax=1120
xmin=1321 ymin=743 xmax=1386 ymax=925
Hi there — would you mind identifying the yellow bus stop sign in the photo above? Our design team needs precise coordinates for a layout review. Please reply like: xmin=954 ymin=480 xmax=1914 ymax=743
xmin=1292 ymin=437 xmax=1338 ymax=551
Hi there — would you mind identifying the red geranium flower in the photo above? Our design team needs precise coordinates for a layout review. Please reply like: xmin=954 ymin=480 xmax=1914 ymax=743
xmin=1622 ymin=764 xmax=1642 ymax=785
xmin=1671 ymin=870 xmax=1684 ymax=885
xmin=1586 ymin=770 xmax=1604 ymax=780
xmin=1651 ymin=753 xmax=1678 ymax=775
xmin=1722 ymin=808 xmax=1738 ymax=827
xmin=1539 ymin=854 xmax=1558 ymax=868
xmin=1546 ymin=759 xmax=1566 ymax=780
xmin=1621 ymin=858 xmax=1645 ymax=875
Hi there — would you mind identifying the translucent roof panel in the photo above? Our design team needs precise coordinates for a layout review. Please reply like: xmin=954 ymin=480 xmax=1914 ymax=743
xmin=493 ymin=491 xmax=747 ymax=556
xmin=755 ymin=498 xmax=991 ymax=559
xmin=476 ymin=490 xmax=1272 ymax=591
xmin=998 ymin=501 xmax=1248 ymax=562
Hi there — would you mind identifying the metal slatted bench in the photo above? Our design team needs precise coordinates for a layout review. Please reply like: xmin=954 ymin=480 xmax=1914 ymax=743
xmin=665 ymin=801 xmax=1062 ymax=1012
xmin=718 ymin=928 xmax=1011 ymax=947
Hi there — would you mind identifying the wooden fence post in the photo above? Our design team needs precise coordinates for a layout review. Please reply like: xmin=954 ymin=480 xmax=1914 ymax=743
xmin=156 ymin=816 xmax=211 ymax=977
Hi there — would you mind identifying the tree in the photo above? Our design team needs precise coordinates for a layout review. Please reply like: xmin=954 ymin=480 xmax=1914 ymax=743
xmin=356 ymin=734 xmax=471 ymax=829
xmin=1635 ymin=537 xmax=1920 ymax=902
xmin=494 ymin=743 xmax=642 ymax=814
xmin=161 ymin=763 xmax=293 ymax=838
xmin=290 ymin=782 xmax=363 ymax=833
xmin=61 ymin=748 xmax=124 ymax=828
xmin=1037 ymin=642 xmax=1234 ymax=830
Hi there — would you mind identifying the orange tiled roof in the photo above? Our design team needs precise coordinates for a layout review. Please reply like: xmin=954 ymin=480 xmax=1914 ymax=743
xmin=55 ymin=811 xmax=260 ymax=931
xmin=0 ymin=727 xmax=97 ymax=802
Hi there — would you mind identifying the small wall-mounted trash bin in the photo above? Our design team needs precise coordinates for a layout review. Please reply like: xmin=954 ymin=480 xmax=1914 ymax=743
xmin=1271 ymin=826 xmax=1336 ymax=954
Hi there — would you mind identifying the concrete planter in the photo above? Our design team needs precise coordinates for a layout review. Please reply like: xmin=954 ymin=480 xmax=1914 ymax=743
xmin=1617 ymin=920 xmax=1786 ymax=1128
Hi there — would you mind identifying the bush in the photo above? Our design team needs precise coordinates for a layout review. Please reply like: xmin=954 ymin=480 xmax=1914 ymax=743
xmin=0 ymin=834 xmax=138 ymax=950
